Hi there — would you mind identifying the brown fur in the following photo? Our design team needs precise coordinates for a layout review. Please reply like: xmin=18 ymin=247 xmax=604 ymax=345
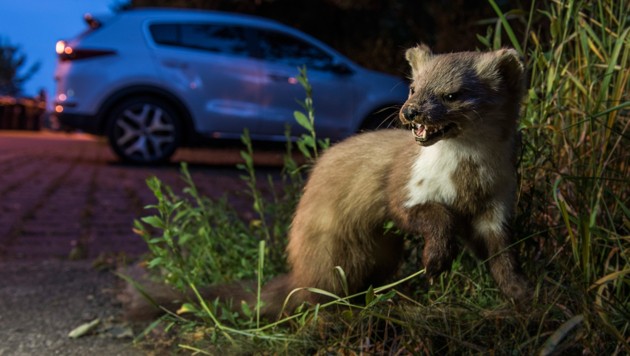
xmin=123 ymin=46 xmax=529 ymax=321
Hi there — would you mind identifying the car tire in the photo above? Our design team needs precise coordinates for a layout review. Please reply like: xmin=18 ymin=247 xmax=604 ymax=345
xmin=106 ymin=97 xmax=181 ymax=164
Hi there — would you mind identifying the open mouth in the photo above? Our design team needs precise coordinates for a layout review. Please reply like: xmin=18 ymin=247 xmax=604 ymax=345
xmin=411 ymin=122 xmax=457 ymax=144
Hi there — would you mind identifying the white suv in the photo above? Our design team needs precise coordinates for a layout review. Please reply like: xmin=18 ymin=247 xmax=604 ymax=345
xmin=53 ymin=8 xmax=408 ymax=163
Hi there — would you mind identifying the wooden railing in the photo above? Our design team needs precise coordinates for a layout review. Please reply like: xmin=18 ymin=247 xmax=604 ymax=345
xmin=0 ymin=96 xmax=47 ymax=131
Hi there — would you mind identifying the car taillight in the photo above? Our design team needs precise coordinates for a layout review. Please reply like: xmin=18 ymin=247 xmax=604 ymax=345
xmin=55 ymin=40 xmax=116 ymax=61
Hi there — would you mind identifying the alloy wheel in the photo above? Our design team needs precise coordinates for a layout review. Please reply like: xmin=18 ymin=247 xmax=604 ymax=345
xmin=109 ymin=101 xmax=179 ymax=163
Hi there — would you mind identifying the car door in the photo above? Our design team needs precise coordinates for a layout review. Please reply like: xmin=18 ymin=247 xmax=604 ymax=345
xmin=149 ymin=22 xmax=263 ymax=137
xmin=250 ymin=28 xmax=358 ymax=141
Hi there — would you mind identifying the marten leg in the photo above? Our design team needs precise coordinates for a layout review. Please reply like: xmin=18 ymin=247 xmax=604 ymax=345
xmin=413 ymin=203 xmax=459 ymax=278
xmin=366 ymin=229 xmax=405 ymax=286
xmin=470 ymin=204 xmax=528 ymax=300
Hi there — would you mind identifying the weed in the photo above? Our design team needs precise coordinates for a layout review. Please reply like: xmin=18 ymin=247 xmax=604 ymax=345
xmin=133 ymin=2 xmax=629 ymax=353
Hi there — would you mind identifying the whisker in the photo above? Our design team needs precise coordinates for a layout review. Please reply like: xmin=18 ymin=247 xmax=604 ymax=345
xmin=369 ymin=105 xmax=403 ymax=130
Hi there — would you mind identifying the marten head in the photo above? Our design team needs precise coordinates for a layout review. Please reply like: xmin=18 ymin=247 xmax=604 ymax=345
xmin=400 ymin=45 xmax=525 ymax=146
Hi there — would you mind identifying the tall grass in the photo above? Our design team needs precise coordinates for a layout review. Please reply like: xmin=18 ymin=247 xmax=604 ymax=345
xmin=487 ymin=0 xmax=630 ymax=352
xmin=132 ymin=0 xmax=629 ymax=353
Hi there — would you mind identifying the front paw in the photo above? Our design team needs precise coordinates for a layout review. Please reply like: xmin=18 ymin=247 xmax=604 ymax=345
xmin=500 ymin=275 xmax=530 ymax=302
xmin=423 ymin=243 xmax=456 ymax=278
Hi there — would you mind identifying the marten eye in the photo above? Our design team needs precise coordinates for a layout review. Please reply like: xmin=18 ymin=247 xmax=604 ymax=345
xmin=409 ymin=85 xmax=416 ymax=96
xmin=443 ymin=92 xmax=460 ymax=102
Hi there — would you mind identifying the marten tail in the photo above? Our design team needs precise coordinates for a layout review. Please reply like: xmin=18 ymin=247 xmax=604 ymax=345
xmin=118 ymin=264 xmax=295 ymax=321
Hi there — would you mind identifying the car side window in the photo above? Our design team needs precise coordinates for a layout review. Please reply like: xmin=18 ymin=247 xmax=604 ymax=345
xmin=149 ymin=23 xmax=252 ymax=58
xmin=150 ymin=23 xmax=179 ymax=46
xmin=254 ymin=30 xmax=334 ymax=71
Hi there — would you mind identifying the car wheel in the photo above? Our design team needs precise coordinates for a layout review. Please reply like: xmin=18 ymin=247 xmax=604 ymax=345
xmin=107 ymin=97 xmax=181 ymax=163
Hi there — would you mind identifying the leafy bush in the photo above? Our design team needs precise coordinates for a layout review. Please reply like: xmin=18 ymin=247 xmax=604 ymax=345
xmin=133 ymin=1 xmax=629 ymax=353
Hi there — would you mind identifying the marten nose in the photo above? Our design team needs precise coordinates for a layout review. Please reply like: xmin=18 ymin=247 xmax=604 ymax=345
xmin=401 ymin=104 xmax=421 ymax=123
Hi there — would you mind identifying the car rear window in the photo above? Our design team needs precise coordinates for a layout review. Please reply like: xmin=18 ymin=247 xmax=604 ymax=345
xmin=150 ymin=23 xmax=179 ymax=45
xmin=253 ymin=29 xmax=334 ymax=71
xmin=149 ymin=23 xmax=252 ymax=57
xmin=149 ymin=22 xmax=335 ymax=71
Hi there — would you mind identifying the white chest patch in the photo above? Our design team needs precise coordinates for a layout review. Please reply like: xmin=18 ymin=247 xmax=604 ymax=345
xmin=404 ymin=142 xmax=463 ymax=208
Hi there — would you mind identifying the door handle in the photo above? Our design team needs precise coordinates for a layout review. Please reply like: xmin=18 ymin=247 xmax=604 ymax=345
xmin=162 ymin=60 xmax=188 ymax=69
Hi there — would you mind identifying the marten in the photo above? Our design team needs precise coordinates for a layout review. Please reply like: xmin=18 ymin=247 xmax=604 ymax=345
xmin=122 ymin=45 xmax=529 ymax=321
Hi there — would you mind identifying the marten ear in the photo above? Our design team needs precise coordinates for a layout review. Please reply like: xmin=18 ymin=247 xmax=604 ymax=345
xmin=476 ymin=48 xmax=526 ymax=98
xmin=405 ymin=44 xmax=433 ymax=77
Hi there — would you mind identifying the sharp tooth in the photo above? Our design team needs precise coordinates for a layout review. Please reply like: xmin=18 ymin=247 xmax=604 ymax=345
xmin=412 ymin=123 xmax=428 ymax=141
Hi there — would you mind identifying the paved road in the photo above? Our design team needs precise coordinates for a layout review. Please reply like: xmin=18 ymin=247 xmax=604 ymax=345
xmin=0 ymin=130 xmax=286 ymax=355
xmin=0 ymin=130 xmax=284 ymax=260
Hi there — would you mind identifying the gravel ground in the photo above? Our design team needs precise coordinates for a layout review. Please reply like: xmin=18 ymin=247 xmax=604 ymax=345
xmin=0 ymin=259 xmax=141 ymax=356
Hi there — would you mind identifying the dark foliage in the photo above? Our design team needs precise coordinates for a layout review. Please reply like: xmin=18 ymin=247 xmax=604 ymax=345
xmin=0 ymin=37 xmax=40 ymax=96
xmin=125 ymin=0 xmax=527 ymax=76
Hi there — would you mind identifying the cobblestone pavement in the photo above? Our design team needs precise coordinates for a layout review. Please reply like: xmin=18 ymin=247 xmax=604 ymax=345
xmin=0 ymin=130 xmax=285 ymax=355
xmin=0 ymin=131 xmax=284 ymax=260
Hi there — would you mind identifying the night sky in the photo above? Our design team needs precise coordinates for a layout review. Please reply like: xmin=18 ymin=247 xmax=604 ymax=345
xmin=0 ymin=0 xmax=117 ymax=99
